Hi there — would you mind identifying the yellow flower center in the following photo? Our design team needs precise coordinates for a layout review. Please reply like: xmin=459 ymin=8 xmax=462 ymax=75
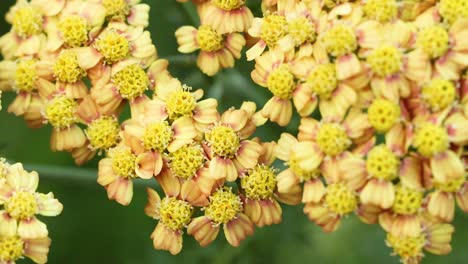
xmin=53 ymin=50 xmax=86 ymax=83
xmin=386 ymin=233 xmax=425 ymax=260
xmin=4 ymin=191 xmax=38 ymax=220
xmin=289 ymin=155 xmax=321 ymax=181
xmin=416 ymin=25 xmax=449 ymax=59
xmin=288 ymin=17 xmax=316 ymax=46
xmin=366 ymin=145 xmax=400 ymax=180
xmin=95 ymin=31 xmax=129 ymax=64
xmin=325 ymin=183 xmax=357 ymax=215
xmin=58 ymin=15 xmax=88 ymax=48
xmin=367 ymin=98 xmax=401 ymax=133
xmin=316 ymin=123 xmax=351 ymax=156
xmin=367 ymin=45 xmax=402 ymax=77
xmin=11 ymin=5 xmax=42 ymax=38
xmin=103 ymin=0 xmax=129 ymax=20
xmin=204 ymin=187 xmax=242 ymax=225
xmin=110 ymin=147 xmax=136 ymax=178
xmin=307 ymin=63 xmax=337 ymax=99
xmin=205 ymin=124 xmax=240 ymax=158
xmin=241 ymin=164 xmax=277 ymax=200
xmin=392 ymin=185 xmax=423 ymax=215
xmin=422 ymin=79 xmax=456 ymax=112
xmin=159 ymin=197 xmax=193 ymax=231
xmin=267 ymin=64 xmax=295 ymax=99
xmin=112 ymin=64 xmax=149 ymax=99
xmin=322 ymin=25 xmax=357 ymax=57
xmin=85 ymin=116 xmax=120 ymax=150
xmin=363 ymin=0 xmax=398 ymax=23
xmin=0 ymin=236 xmax=24 ymax=262
xmin=260 ymin=14 xmax=288 ymax=47
xmin=168 ymin=143 xmax=205 ymax=179
xmin=433 ymin=177 xmax=465 ymax=193
xmin=142 ymin=121 xmax=173 ymax=152
xmin=166 ymin=89 xmax=196 ymax=120
xmin=439 ymin=0 xmax=468 ymax=25
xmin=212 ymin=0 xmax=245 ymax=10
xmin=196 ymin=25 xmax=224 ymax=52
xmin=45 ymin=95 xmax=77 ymax=129
xmin=413 ymin=123 xmax=448 ymax=157
xmin=14 ymin=59 xmax=37 ymax=92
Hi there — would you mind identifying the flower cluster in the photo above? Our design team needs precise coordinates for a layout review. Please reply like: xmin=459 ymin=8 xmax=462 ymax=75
xmin=0 ymin=159 xmax=63 ymax=264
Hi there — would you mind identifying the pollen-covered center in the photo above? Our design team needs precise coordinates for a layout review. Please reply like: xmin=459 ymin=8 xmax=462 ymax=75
xmin=58 ymin=15 xmax=88 ymax=48
xmin=267 ymin=64 xmax=295 ymax=99
xmin=212 ymin=0 xmax=245 ymax=10
xmin=45 ymin=95 xmax=77 ymax=129
xmin=367 ymin=98 xmax=401 ymax=132
xmin=166 ymin=90 xmax=196 ymax=120
xmin=413 ymin=123 xmax=448 ymax=157
xmin=168 ymin=143 xmax=205 ymax=179
xmin=4 ymin=191 xmax=38 ymax=220
xmin=422 ymin=79 xmax=456 ymax=112
xmin=363 ymin=0 xmax=398 ymax=23
xmin=367 ymin=45 xmax=402 ymax=77
xmin=289 ymin=154 xmax=320 ymax=181
xmin=241 ymin=164 xmax=277 ymax=200
xmin=14 ymin=59 xmax=37 ymax=92
xmin=325 ymin=183 xmax=357 ymax=215
xmin=316 ymin=123 xmax=351 ymax=156
xmin=307 ymin=63 xmax=337 ymax=99
xmin=110 ymin=147 xmax=136 ymax=178
xmin=205 ymin=124 xmax=240 ymax=158
xmin=85 ymin=116 xmax=120 ymax=150
xmin=103 ymin=0 xmax=129 ymax=20
xmin=386 ymin=233 xmax=425 ymax=259
xmin=205 ymin=187 xmax=242 ymax=225
xmin=196 ymin=25 xmax=224 ymax=52
xmin=416 ymin=25 xmax=449 ymax=59
xmin=11 ymin=5 xmax=42 ymax=37
xmin=53 ymin=50 xmax=86 ymax=83
xmin=112 ymin=64 xmax=149 ymax=99
xmin=142 ymin=121 xmax=173 ymax=152
xmin=159 ymin=197 xmax=193 ymax=231
xmin=95 ymin=31 xmax=129 ymax=64
xmin=322 ymin=25 xmax=357 ymax=57
xmin=288 ymin=17 xmax=316 ymax=46
xmin=433 ymin=177 xmax=465 ymax=193
xmin=0 ymin=236 xmax=24 ymax=262
xmin=260 ymin=14 xmax=288 ymax=47
xmin=366 ymin=145 xmax=399 ymax=180
xmin=392 ymin=185 xmax=423 ymax=215
xmin=439 ymin=0 xmax=468 ymax=25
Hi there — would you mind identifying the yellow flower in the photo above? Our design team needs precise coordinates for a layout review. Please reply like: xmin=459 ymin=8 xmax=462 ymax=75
xmin=199 ymin=0 xmax=253 ymax=34
xmin=89 ymin=0 xmax=151 ymax=27
xmin=0 ymin=235 xmax=51 ymax=264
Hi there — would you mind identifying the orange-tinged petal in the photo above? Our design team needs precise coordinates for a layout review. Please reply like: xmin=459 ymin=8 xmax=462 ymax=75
xmin=399 ymin=156 xmax=425 ymax=191
xmin=50 ymin=125 xmax=86 ymax=152
xmin=181 ymin=179 xmax=209 ymax=207
xmin=0 ymin=211 xmax=17 ymax=236
xmin=23 ymin=236 xmax=51 ymax=264
xmin=172 ymin=116 xmax=197 ymax=140
xmin=18 ymin=218 xmax=48 ymax=239
xmin=431 ymin=151 xmax=464 ymax=183
xmin=8 ymin=92 xmax=31 ymax=116
xmin=275 ymin=133 xmax=298 ymax=161
xmin=175 ymin=25 xmax=199 ymax=53
xmin=244 ymin=199 xmax=261 ymax=224
xmin=293 ymin=83 xmax=317 ymax=117
xmin=360 ymin=179 xmax=395 ymax=209
xmin=156 ymin=169 xmax=181 ymax=197
xmin=106 ymin=177 xmax=133 ymax=206
xmin=136 ymin=152 xmax=163 ymax=179
xmin=256 ymin=199 xmax=282 ymax=227
xmin=235 ymin=140 xmax=262 ymax=170
xmin=275 ymin=184 xmax=301 ymax=205
xmin=197 ymin=51 xmax=220 ymax=76
xmin=224 ymin=213 xmax=254 ymax=247
xmin=97 ymin=158 xmax=118 ymax=186
xmin=151 ymin=223 xmax=183 ymax=255
xmin=336 ymin=53 xmax=362 ymax=80
xmin=144 ymin=188 xmax=161 ymax=219
xmin=456 ymin=183 xmax=468 ymax=212
xmin=424 ymin=223 xmax=454 ymax=255
xmin=302 ymin=179 xmax=326 ymax=203
xmin=276 ymin=169 xmax=300 ymax=193
xmin=209 ymin=156 xmax=237 ymax=181
xmin=187 ymin=216 xmax=219 ymax=247
xmin=427 ymin=191 xmax=455 ymax=222
xmin=261 ymin=97 xmax=293 ymax=126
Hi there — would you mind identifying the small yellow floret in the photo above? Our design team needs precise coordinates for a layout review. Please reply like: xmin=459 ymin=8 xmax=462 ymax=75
xmin=317 ymin=123 xmax=351 ymax=156
xmin=433 ymin=177 xmax=465 ymax=193
xmin=12 ymin=5 xmax=42 ymax=37
xmin=103 ymin=0 xmax=129 ymax=20
xmin=205 ymin=124 xmax=240 ymax=158
xmin=4 ymin=191 xmax=38 ymax=220
xmin=386 ymin=233 xmax=424 ymax=260
xmin=363 ymin=0 xmax=398 ymax=23
xmin=367 ymin=98 xmax=401 ymax=132
xmin=212 ymin=0 xmax=244 ymax=10
xmin=45 ymin=95 xmax=77 ymax=129
xmin=53 ymin=50 xmax=86 ymax=83
xmin=0 ymin=236 xmax=24 ymax=262
xmin=260 ymin=14 xmax=288 ymax=47
xmin=142 ymin=121 xmax=173 ymax=152
xmin=439 ymin=0 xmax=468 ymax=25
xmin=267 ymin=64 xmax=295 ymax=99
xmin=325 ymin=183 xmax=357 ymax=215
xmin=196 ymin=25 xmax=224 ymax=52
xmin=307 ymin=63 xmax=337 ymax=99
xmin=366 ymin=145 xmax=399 ymax=180
xmin=289 ymin=155 xmax=320 ymax=181
xmin=95 ymin=31 xmax=129 ymax=64
xmin=166 ymin=88 xmax=196 ymax=120
xmin=422 ymin=79 xmax=456 ymax=112
xmin=413 ymin=123 xmax=448 ymax=157
xmin=86 ymin=116 xmax=120 ymax=150
xmin=241 ymin=164 xmax=277 ymax=200
xmin=367 ymin=45 xmax=402 ymax=77
xmin=322 ymin=25 xmax=357 ymax=57
xmin=15 ymin=59 xmax=37 ymax=92
xmin=110 ymin=146 xmax=136 ymax=178
xmin=205 ymin=187 xmax=242 ymax=225
xmin=416 ymin=25 xmax=449 ymax=59
xmin=392 ymin=184 xmax=423 ymax=215
xmin=112 ymin=64 xmax=149 ymax=99
xmin=288 ymin=17 xmax=316 ymax=46
xmin=58 ymin=15 xmax=88 ymax=48
xmin=159 ymin=197 xmax=193 ymax=231
xmin=168 ymin=143 xmax=205 ymax=179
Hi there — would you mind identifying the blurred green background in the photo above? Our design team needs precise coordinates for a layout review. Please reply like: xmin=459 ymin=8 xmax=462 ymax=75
xmin=0 ymin=1 xmax=467 ymax=263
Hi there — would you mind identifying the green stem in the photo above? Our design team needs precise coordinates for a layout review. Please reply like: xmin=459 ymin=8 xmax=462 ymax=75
xmin=178 ymin=1 xmax=200 ymax=26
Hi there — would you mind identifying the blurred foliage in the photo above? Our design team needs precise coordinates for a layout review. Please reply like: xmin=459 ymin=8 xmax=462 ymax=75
xmin=0 ymin=0 xmax=467 ymax=263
